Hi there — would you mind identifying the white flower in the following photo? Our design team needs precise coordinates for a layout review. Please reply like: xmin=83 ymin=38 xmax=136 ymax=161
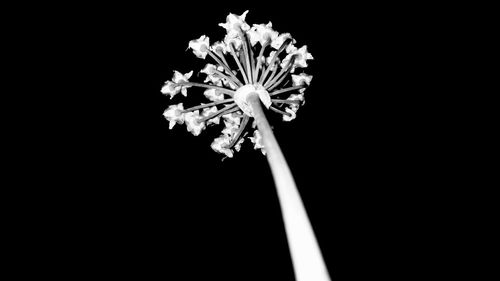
xmin=163 ymin=103 xmax=185 ymax=129
xmin=202 ymin=106 xmax=220 ymax=125
xmin=219 ymin=10 xmax=250 ymax=39
xmin=211 ymin=135 xmax=234 ymax=158
xmin=288 ymin=93 xmax=305 ymax=105
xmin=203 ymin=88 xmax=224 ymax=102
xmin=184 ymin=111 xmax=205 ymax=136
xmin=210 ymin=41 xmax=228 ymax=54
xmin=200 ymin=64 xmax=224 ymax=84
xmin=224 ymin=35 xmax=243 ymax=52
xmin=188 ymin=35 xmax=210 ymax=59
xmin=161 ymin=70 xmax=193 ymax=98
xmin=249 ymin=129 xmax=266 ymax=155
xmin=291 ymin=73 xmax=313 ymax=86
xmin=248 ymin=22 xmax=279 ymax=46
xmin=282 ymin=45 xmax=314 ymax=72
xmin=283 ymin=107 xmax=297 ymax=122
xmin=271 ymin=33 xmax=295 ymax=50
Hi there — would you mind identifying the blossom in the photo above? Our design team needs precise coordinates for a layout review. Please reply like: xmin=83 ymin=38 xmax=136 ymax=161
xmin=281 ymin=45 xmax=314 ymax=72
xmin=249 ymin=130 xmax=265 ymax=155
xmin=184 ymin=111 xmax=205 ymax=136
xmin=219 ymin=10 xmax=250 ymax=39
xmin=163 ymin=103 xmax=185 ymax=129
xmin=188 ymin=35 xmax=210 ymax=59
xmin=292 ymin=73 xmax=313 ymax=87
xmin=203 ymin=88 xmax=224 ymax=102
xmin=211 ymin=135 xmax=234 ymax=158
xmin=161 ymin=70 xmax=193 ymax=98
xmin=248 ymin=22 xmax=278 ymax=46
xmin=224 ymin=35 xmax=243 ymax=52
xmin=271 ymin=33 xmax=295 ymax=50
xmin=210 ymin=41 xmax=228 ymax=54
xmin=200 ymin=64 xmax=224 ymax=84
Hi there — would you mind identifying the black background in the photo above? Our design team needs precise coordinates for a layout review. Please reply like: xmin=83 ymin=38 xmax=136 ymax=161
xmin=15 ymin=3 xmax=442 ymax=280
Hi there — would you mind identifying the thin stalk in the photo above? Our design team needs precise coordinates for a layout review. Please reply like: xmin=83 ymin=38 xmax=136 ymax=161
xmin=247 ymin=93 xmax=331 ymax=281
xmin=224 ymin=115 xmax=250 ymax=149
xmin=174 ymin=82 xmax=235 ymax=97
xmin=241 ymin=35 xmax=253 ymax=83
xmin=265 ymin=56 xmax=296 ymax=90
xmin=259 ymin=38 xmax=291 ymax=84
xmin=264 ymin=62 xmax=280 ymax=88
xmin=269 ymin=105 xmax=292 ymax=117
xmin=213 ymin=70 xmax=239 ymax=89
xmin=229 ymin=44 xmax=250 ymax=85
xmin=198 ymin=104 xmax=238 ymax=123
xmin=267 ymin=66 xmax=293 ymax=92
xmin=269 ymin=86 xmax=304 ymax=97
xmin=207 ymin=49 xmax=244 ymax=87
xmin=254 ymin=41 xmax=269 ymax=83
xmin=182 ymin=99 xmax=234 ymax=113
xmin=271 ymin=99 xmax=301 ymax=105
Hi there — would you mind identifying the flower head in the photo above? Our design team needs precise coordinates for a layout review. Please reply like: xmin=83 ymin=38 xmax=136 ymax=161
xmin=188 ymin=35 xmax=210 ymax=59
xmin=162 ymin=11 xmax=314 ymax=158
xmin=161 ymin=70 xmax=193 ymax=98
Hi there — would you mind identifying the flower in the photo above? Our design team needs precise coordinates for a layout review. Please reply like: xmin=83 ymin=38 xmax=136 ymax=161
xmin=184 ymin=111 xmax=205 ymax=136
xmin=271 ymin=33 xmax=295 ymax=50
xmin=163 ymin=103 xmax=185 ymax=129
xmin=163 ymin=11 xmax=314 ymax=158
xmin=210 ymin=41 xmax=228 ymax=54
xmin=281 ymin=45 xmax=314 ymax=72
xmin=219 ymin=10 xmax=250 ymax=38
xmin=211 ymin=135 xmax=234 ymax=158
xmin=161 ymin=70 xmax=193 ymax=98
xmin=203 ymin=88 xmax=225 ymax=102
xmin=188 ymin=35 xmax=210 ymax=59
xmin=248 ymin=22 xmax=278 ymax=46
xmin=292 ymin=73 xmax=313 ymax=87
xmin=249 ymin=129 xmax=265 ymax=155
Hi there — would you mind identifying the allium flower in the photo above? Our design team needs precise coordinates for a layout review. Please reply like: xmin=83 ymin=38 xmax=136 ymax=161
xmin=161 ymin=11 xmax=330 ymax=281
xmin=161 ymin=11 xmax=313 ymax=158
xmin=188 ymin=35 xmax=210 ymax=59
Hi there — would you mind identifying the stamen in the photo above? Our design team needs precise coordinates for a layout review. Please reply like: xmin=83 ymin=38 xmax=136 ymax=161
xmin=269 ymin=105 xmax=292 ymax=117
xmin=258 ymin=38 xmax=292 ymax=84
xmin=224 ymin=115 xmax=250 ymax=149
xmin=182 ymin=99 xmax=234 ymax=113
xmin=174 ymin=81 xmax=235 ymax=97
xmin=229 ymin=43 xmax=250 ymax=85
xmin=198 ymin=103 xmax=238 ymax=123
xmin=206 ymin=47 xmax=244 ymax=87
xmin=269 ymin=85 xmax=304 ymax=97
xmin=271 ymin=99 xmax=301 ymax=105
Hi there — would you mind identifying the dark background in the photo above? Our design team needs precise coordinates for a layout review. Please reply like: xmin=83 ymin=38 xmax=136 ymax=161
xmin=15 ymin=3 xmax=442 ymax=280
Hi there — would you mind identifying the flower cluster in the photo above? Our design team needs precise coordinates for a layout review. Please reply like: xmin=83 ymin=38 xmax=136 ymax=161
xmin=162 ymin=10 xmax=313 ymax=158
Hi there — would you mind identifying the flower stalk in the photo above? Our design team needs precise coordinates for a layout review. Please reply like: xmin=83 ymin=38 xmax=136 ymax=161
xmin=247 ymin=93 xmax=330 ymax=281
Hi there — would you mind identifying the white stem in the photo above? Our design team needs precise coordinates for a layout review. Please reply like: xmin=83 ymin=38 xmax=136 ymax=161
xmin=247 ymin=93 xmax=331 ymax=281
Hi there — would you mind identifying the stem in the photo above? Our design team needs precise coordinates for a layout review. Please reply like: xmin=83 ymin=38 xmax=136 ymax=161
xmin=198 ymin=104 xmax=238 ymax=123
xmin=182 ymin=99 xmax=234 ymax=113
xmin=254 ymin=41 xmax=269 ymax=83
xmin=247 ymin=93 xmax=331 ymax=281
xmin=229 ymin=44 xmax=250 ymax=85
xmin=271 ymin=99 xmax=301 ymax=105
xmin=207 ymin=49 xmax=244 ymax=87
xmin=270 ymin=86 xmax=304 ymax=97
xmin=175 ymin=82 xmax=235 ymax=97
